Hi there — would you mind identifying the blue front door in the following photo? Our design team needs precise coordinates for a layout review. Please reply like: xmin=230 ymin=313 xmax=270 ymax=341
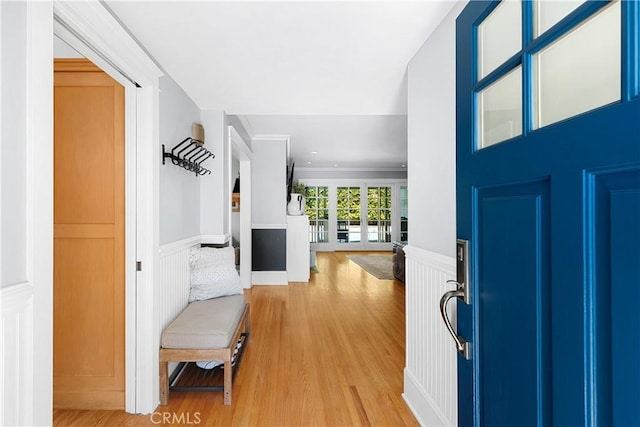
xmin=455 ymin=1 xmax=640 ymax=425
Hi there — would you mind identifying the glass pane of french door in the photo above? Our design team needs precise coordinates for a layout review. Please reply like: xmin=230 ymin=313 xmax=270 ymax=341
xmin=367 ymin=186 xmax=392 ymax=243
xmin=336 ymin=186 xmax=361 ymax=243
xmin=305 ymin=185 xmax=329 ymax=243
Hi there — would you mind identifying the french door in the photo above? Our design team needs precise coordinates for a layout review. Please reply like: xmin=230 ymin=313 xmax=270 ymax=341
xmin=336 ymin=186 xmax=363 ymax=246
xmin=335 ymin=185 xmax=393 ymax=250
xmin=306 ymin=185 xmax=330 ymax=248
xmin=304 ymin=182 xmax=403 ymax=250
xmin=455 ymin=1 xmax=640 ymax=426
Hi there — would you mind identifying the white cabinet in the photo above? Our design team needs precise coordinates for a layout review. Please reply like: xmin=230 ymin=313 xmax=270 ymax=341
xmin=286 ymin=215 xmax=310 ymax=282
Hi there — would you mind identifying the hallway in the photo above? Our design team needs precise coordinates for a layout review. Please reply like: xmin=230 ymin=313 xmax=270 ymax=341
xmin=53 ymin=251 xmax=418 ymax=426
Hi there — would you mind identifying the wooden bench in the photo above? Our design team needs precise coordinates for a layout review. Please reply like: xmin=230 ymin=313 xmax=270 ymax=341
xmin=159 ymin=294 xmax=250 ymax=405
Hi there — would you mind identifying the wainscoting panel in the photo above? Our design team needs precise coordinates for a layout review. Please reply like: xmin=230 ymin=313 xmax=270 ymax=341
xmin=403 ymin=245 xmax=457 ymax=427
xmin=1 ymin=282 xmax=34 ymax=427
xmin=158 ymin=237 xmax=199 ymax=349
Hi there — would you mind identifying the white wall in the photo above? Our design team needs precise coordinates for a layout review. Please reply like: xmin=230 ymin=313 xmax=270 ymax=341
xmin=1 ymin=1 xmax=28 ymax=288
xmin=407 ymin=2 xmax=464 ymax=259
xmin=227 ymin=115 xmax=252 ymax=151
xmin=251 ymin=138 xmax=287 ymax=226
xmin=1 ymin=2 xmax=53 ymax=425
xmin=159 ymin=75 xmax=201 ymax=245
xmin=404 ymin=2 xmax=466 ymax=426
xmin=160 ymin=88 xmax=253 ymax=246
xmin=200 ymin=110 xmax=229 ymax=241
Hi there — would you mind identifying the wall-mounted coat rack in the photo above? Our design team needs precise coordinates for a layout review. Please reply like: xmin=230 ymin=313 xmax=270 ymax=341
xmin=162 ymin=137 xmax=214 ymax=176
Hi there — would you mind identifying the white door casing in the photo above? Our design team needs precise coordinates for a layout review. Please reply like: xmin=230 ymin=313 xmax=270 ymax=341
xmin=52 ymin=0 xmax=162 ymax=414
xmin=229 ymin=126 xmax=253 ymax=288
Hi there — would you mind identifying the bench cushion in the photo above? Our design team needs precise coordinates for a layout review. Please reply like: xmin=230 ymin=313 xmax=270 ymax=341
xmin=161 ymin=294 xmax=246 ymax=349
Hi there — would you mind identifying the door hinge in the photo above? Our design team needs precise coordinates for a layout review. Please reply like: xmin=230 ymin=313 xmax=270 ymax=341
xmin=136 ymin=261 xmax=142 ymax=272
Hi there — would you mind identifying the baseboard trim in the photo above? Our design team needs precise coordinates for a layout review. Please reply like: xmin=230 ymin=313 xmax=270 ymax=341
xmin=251 ymin=271 xmax=288 ymax=285
xmin=403 ymin=368 xmax=452 ymax=427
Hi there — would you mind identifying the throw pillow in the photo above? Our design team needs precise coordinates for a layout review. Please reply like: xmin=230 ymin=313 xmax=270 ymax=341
xmin=189 ymin=246 xmax=243 ymax=302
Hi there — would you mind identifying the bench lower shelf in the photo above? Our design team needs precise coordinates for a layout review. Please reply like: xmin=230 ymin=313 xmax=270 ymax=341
xmin=168 ymin=332 xmax=249 ymax=392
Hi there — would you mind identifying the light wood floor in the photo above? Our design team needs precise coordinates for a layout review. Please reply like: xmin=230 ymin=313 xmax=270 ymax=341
xmin=53 ymin=251 xmax=418 ymax=426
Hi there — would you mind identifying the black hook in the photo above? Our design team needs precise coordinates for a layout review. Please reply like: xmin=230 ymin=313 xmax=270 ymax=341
xmin=162 ymin=137 xmax=214 ymax=176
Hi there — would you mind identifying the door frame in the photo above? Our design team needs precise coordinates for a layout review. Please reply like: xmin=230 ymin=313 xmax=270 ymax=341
xmin=52 ymin=1 xmax=162 ymax=414
xmin=229 ymin=125 xmax=253 ymax=289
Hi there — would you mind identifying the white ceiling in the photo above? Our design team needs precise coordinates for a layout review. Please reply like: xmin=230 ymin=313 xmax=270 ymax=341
xmin=248 ymin=114 xmax=407 ymax=169
xmin=106 ymin=1 xmax=455 ymax=169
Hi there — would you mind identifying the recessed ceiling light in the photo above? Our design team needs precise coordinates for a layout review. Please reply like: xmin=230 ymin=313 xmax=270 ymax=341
xmin=401 ymin=164 xmax=406 ymax=167
xmin=307 ymin=161 xmax=312 ymax=164
xmin=333 ymin=164 xmax=338 ymax=167
xmin=311 ymin=151 xmax=318 ymax=154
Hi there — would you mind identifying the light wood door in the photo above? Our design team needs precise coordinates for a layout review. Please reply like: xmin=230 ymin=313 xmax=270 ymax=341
xmin=53 ymin=59 xmax=125 ymax=409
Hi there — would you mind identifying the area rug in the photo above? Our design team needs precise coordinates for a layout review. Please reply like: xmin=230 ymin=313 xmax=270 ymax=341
xmin=348 ymin=255 xmax=394 ymax=280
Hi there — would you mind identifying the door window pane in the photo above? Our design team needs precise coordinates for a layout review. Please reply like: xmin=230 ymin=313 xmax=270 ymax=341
xmin=305 ymin=186 xmax=329 ymax=243
xmin=534 ymin=1 xmax=621 ymax=129
xmin=478 ymin=1 xmax=522 ymax=79
xmin=534 ymin=1 xmax=583 ymax=37
xmin=478 ymin=66 xmax=523 ymax=149
xmin=367 ymin=186 xmax=392 ymax=243
xmin=337 ymin=187 xmax=361 ymax=243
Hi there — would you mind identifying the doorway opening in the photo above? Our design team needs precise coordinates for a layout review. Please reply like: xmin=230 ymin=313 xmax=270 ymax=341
xmin=229 ymin=126 xmax=253 ymax=288
xmin=53 ymin=2 xmax=162 ymax=413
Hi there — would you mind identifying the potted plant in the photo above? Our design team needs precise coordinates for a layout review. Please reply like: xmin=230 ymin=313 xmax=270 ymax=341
xmin=292 ymin=181 xmax=308 ymax=197
xmin=288 ymin=181 xmax=308 ymax=215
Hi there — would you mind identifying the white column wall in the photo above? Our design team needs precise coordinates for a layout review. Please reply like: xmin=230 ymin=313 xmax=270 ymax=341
xmin=404 ymin=1 xmax=467 ymax=426
xmin=1 ymin=1 xmax=29 ymax=288
xmin=407 ymin=1 xmax=465 ymax=259
xmin=251 ymin=138 xmax=287 ymax=227
xmin=1 ymin=2 xmax=53 ymax=425
xmin=200 ymin=110 xmax=230 ymax=243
